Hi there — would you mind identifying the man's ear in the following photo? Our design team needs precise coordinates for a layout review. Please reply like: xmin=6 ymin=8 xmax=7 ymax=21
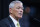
xmin=9 ymin=8 xmax=12 ymax=13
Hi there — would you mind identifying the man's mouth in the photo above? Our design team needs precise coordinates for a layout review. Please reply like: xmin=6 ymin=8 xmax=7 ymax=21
xmin=19 ymin=13 xmax=23 ymax=16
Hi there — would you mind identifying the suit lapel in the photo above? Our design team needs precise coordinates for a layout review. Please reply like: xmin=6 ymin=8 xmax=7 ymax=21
xmin=7 ymin=16 xmax=24 ymax=27
xmin=7 ymin=16 xmax=15 ymax=27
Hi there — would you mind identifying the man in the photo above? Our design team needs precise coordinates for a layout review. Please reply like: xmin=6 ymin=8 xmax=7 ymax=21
xmin=0 ymin=1 xmax=23 ymax=27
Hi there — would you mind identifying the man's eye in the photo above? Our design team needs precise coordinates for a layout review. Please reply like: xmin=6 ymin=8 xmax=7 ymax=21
xmin=16 ymin=7 xmax=20 ymax=9
xmin=16 ymin=7 xmax=24 ymax=10
xmin=17 ymin=8 xmax=20 ymax=9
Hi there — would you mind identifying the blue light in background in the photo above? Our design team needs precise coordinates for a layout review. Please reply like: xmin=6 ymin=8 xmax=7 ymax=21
xmin=30 ymin=6 xmax=36 ymax=17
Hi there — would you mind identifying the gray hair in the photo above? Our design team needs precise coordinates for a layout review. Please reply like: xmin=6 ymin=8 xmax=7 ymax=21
xmin=9 ymin=1 xmax=23 ymax=9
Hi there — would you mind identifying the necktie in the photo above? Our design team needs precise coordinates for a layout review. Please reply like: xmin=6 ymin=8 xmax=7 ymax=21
xmin=17 ymin=22 xmax=20 ymax=27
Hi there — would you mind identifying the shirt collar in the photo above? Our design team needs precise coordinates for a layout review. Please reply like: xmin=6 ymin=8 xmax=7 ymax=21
xmin=9 ymin=15 xmax=18 ymax=25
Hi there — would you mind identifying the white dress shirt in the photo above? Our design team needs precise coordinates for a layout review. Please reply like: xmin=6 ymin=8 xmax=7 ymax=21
xmin=9 ymin=15 xmax=20 ymax=27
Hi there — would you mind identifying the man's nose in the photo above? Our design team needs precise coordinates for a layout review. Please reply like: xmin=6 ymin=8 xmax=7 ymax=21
xmin=20 ymin=9 xmax=23 ymax=12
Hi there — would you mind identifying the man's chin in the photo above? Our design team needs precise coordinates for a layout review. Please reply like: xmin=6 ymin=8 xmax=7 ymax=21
xmin=18 ymin=16 xmax=22 ymax=18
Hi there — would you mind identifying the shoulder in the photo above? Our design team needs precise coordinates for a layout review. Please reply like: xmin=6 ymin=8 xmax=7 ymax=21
xmin=0 ymin=17 xmax=9 ymax=24
xmin=0 ymin=17 xmax=11 ymax=27
xmin=0 ymin=16 xmax=11 ymax=23
xmin=0 ymin=17 xmax=9 ymax=22
xmin=0 ymin=17 xmax=8 ymax=27
xmin=0 ymin=17 xmax=10 ymax=24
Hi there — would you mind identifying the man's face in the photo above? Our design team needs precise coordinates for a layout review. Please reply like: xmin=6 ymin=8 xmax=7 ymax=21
xmin=10 ymin=3 xmax=23 ymax=18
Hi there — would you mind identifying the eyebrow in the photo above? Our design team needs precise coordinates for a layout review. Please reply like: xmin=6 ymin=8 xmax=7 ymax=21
xmin=18 ymin=6 xmax=24 ymax=8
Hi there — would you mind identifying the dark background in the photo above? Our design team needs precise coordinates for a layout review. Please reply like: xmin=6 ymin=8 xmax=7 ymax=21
xmin=0 ymin=0 xmax=40 ymax=27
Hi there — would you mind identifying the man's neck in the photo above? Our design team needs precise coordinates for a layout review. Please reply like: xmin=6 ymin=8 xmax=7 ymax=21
xmin=10 ymin=14 xmax=19 ymax=21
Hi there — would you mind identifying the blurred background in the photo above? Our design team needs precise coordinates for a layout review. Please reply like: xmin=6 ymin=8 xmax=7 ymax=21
xmin=0 ymin=0 xmax=40 ymax=27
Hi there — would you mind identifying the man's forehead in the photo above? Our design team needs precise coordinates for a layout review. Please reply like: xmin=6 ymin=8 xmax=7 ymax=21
xmin=14 ymin=3 xmax=23 ymax=7
xmin=15 ymin=3 xmax=23 ymax=5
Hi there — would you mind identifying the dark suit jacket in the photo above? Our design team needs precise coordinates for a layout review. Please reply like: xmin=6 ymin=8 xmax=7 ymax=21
xmin=0 ymin=16 xmax=15 ymax=27
xmin=0 ymin=16 xmax=30 ymax=27
xmin=0 ymin=16 xmax=24 ymax=27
